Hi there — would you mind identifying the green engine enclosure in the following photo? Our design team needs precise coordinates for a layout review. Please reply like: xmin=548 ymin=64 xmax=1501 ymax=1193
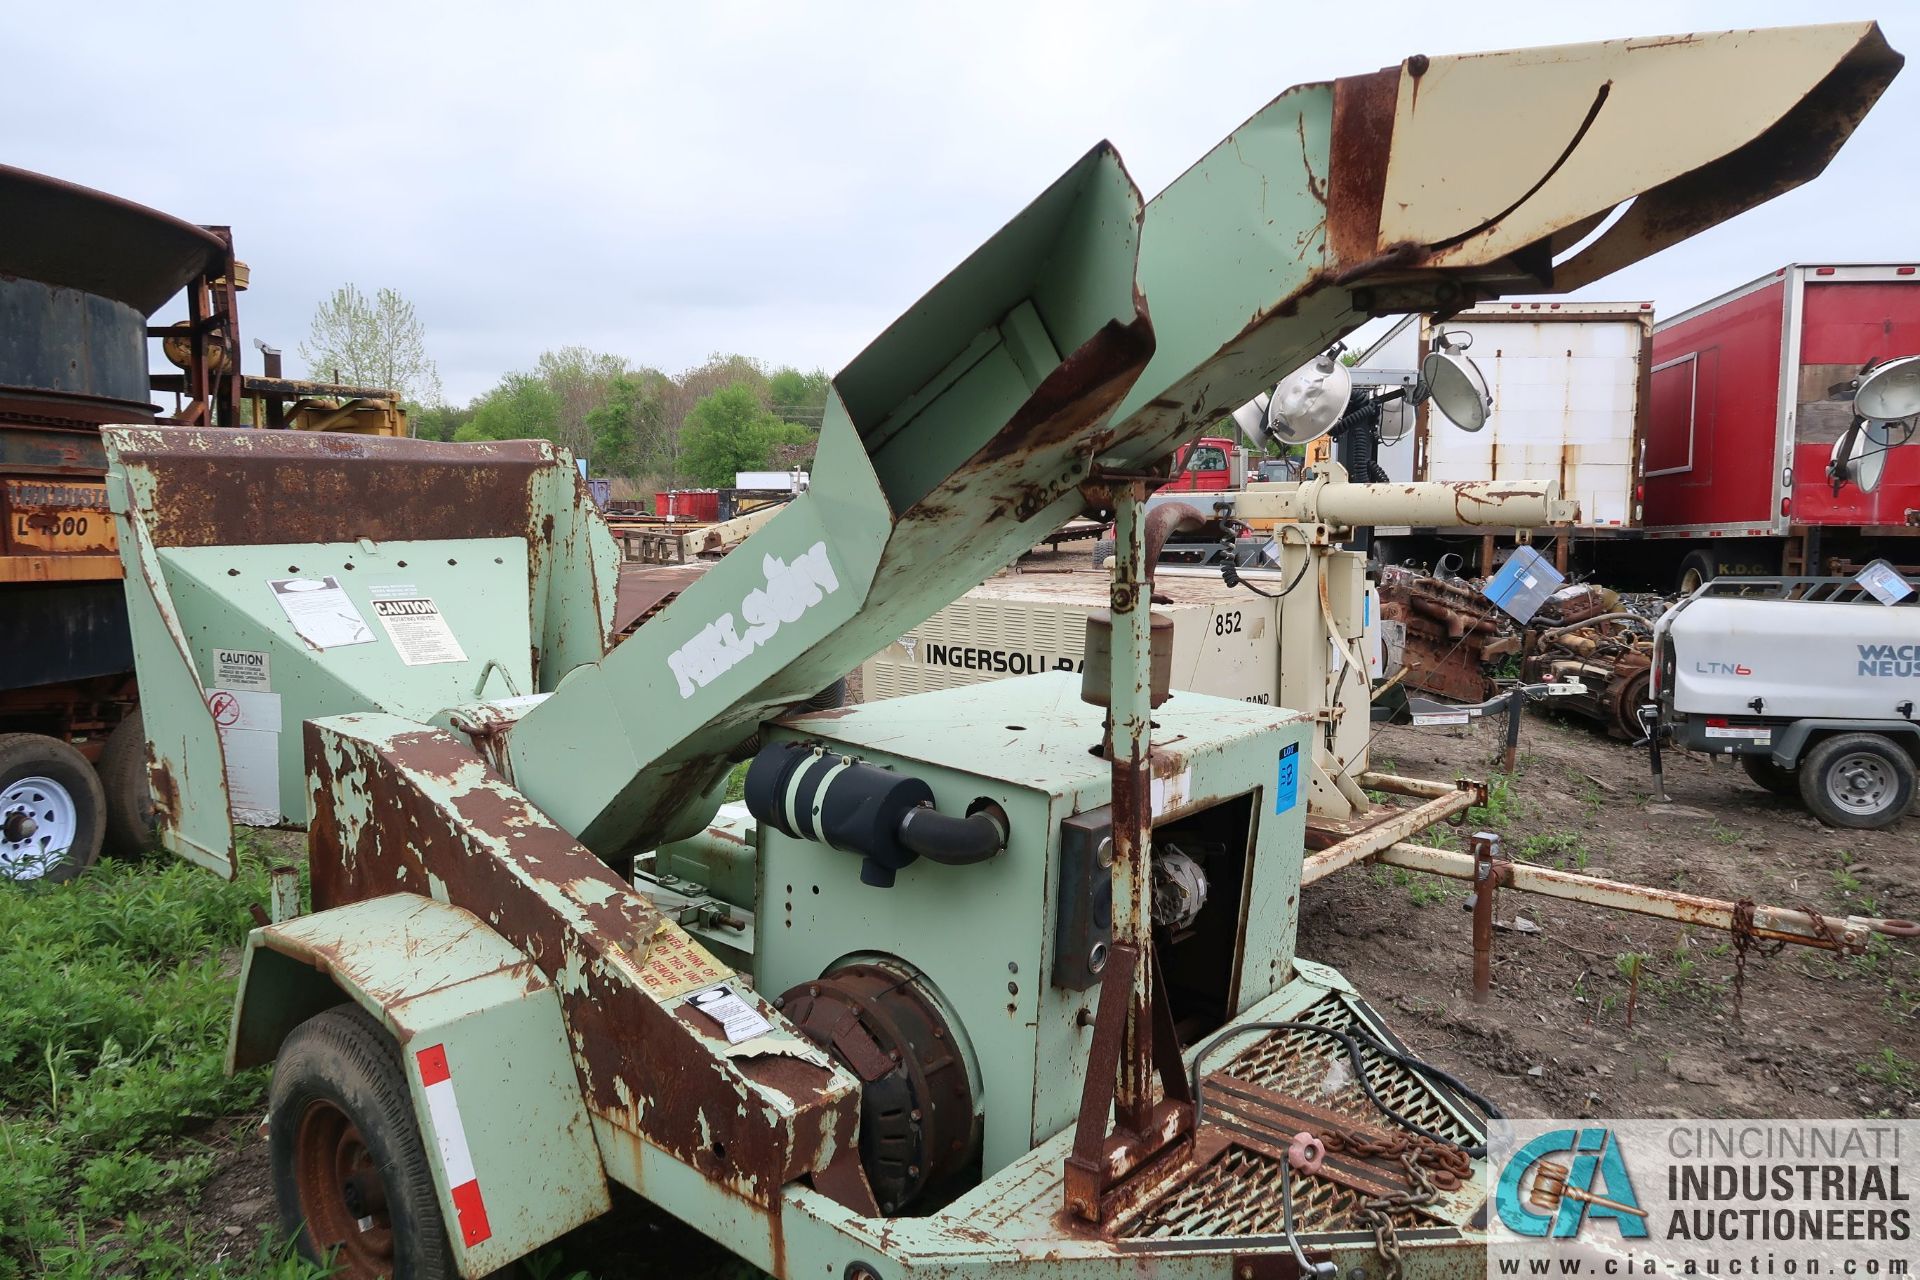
xmin=753 ymin=672 xmax=1311 ymax=1177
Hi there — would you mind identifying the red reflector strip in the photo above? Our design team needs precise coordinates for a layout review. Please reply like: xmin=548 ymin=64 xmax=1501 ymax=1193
xmin=416 ymin=1043 xmax=451 ymax=1087
xmin=415 ymin=1044 xmax=493 ymax=1247
xmin=450 ymin=1178 xmax=493 ymax=1247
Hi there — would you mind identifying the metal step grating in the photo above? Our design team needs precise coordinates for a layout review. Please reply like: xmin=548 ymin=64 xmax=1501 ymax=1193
xmin=1219 ymin=993 xmax=1478 ymax=1149
xmin=1115 ymin=991 xmax=1481 ymax=1241
xmin=1119 ymin=1144 xmax=1426 ymax=1238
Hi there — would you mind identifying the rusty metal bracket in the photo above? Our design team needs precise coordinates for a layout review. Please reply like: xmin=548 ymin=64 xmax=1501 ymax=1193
xmin=1468 ymin=833 xmax=1509 ymax=1002
xmin=1063 ymin=942 xmax=1195 ymax=1224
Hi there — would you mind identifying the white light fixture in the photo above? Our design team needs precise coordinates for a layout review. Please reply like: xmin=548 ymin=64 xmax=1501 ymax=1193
xmin=1236 ymin=351 xmax=1353 ymax=447
xmin=1854 ymin=354 xmax=1920 ymax=422
xmin=1828 ymin=355 xmax=1920 ymax=494
xmin=1831 ymin=418 xmax=1915 ymax=495
xmin=1420 ymin=331 xmax=1493 ymax=432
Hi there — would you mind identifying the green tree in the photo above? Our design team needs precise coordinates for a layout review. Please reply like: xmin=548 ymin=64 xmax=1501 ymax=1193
xmin=460 ymin=373 xmax=560 ymax=442
xmin=585 ymin=369 xmax=672 ymax=475
xmin=298 ymin=284 xmax=442 ymax=404
xmin=535 ymin=346 xmax=628 ymax=457
xmin=679 ymin=384 xmax=810 ymax=486
xmin=409 ymin=401 xmax=473 ymax=442
xmin=768 ymin=366 xmax=830 ymax=426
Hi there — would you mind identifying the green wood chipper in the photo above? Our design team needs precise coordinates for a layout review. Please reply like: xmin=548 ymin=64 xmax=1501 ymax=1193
xmin=100 ymin=23 xmax=1898 ymax=1280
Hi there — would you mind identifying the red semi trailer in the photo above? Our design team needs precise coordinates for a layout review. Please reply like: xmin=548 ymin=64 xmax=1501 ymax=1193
xmin=1644 ymin=263 xmax=1920 ymax=590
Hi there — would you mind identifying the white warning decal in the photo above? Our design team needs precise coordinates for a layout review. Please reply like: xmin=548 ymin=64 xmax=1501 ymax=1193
xmin=372 ymin=597 xmax=467 ymax=666
xmin=268 ymin=576 xmax=375 ymax=650
xmin=667 ymin=542 xmax=839 ymax=698
xmin=213 ymin=648 xmax=271 ymax=691
xmin=686 ymin=983 xmax=775 ymax=1045
xmin=205 ymin=688 xmax=282 ymax=824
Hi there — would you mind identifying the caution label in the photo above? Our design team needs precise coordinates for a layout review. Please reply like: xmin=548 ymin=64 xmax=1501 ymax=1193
xmin=634 ymin=922 xmax=732 ymax=1001
xmin=213 ymin=648 xmax=271 ymax=691
xmin=372 ymin=597 xmax=467 ymax=667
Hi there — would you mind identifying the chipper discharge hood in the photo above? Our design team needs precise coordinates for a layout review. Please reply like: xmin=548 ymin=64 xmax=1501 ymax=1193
xmin=106 ymin=22 xmax=1897 ymax=1280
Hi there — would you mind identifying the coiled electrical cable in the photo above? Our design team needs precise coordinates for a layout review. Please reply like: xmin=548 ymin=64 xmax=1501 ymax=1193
xmin=1186 ymin=1017 xmax=1503 ymax=1159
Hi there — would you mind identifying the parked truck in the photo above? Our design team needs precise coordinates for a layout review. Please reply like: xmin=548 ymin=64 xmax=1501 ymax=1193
xmin=1374 ymin=267 xmax=1920 ymax=589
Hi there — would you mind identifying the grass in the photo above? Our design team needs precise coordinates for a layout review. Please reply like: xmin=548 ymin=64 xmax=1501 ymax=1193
xmin=1467 ymin=774 xmax=1516 ymax=828
xmin=0 ymin=838 xmax=328 ymax=1279
xmin=1856 ymin=1049 xmax=1917 ymax=1092
xmin=1367 ymin=864 xmax=1453 ymax=908
xmin=1518 ymin=831 xmax=1589 ymax=870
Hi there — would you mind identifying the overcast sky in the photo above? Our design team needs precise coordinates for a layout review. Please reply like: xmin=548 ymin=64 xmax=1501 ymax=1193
xmin=7 ymin=2 xmax=1915 ymax=405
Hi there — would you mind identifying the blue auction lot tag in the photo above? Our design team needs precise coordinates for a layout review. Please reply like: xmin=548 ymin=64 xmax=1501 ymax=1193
xmin=1276 ymin=742 xmax=1300 ymax=814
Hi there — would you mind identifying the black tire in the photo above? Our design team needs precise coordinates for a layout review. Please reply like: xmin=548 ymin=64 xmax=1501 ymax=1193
xmin=1739 ymin=752 xmax=1799 ymax=798
xmin=1797 ymin=733 xmax=1918 ymax=830
xmin=1676 ymin=546 xmax=1773 ymax=595
xmin=0 ymin=733 xmax=105 ymax=884
xmin=269 ymin=1004 xmax=457 ymax=1280
xmin=1091 ymin=537 xmax=1114 ymax=569
xmin=97 ymin=710 xmax=157 ymax=859
xmin=1675 ymin=550 xmax=1717 ymax=596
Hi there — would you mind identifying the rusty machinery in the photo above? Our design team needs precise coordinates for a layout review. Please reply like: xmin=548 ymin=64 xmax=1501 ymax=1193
xmin=97 ymin=23 xmax=1918 ymax=1280
xmin=1377 ymin=566 xmax=1661 ymax=742
xmin=0 ymin=166 xmax=409 ymax=882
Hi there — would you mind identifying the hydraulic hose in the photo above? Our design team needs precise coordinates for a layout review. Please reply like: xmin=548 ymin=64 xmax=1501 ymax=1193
xmin=896 ymin=803 xmax=1009 ymax=866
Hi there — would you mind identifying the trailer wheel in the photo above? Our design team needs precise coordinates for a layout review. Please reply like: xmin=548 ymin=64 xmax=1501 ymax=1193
xmin=1739 ymin=753 xmax=1798 ymax=799
xmin=1675 ymin=551 xmax=1717 ymax=595
xmin=1798 ymin=734 xmax=1917 ymax=830
xmin=0 ymin=734 xmax=105 ymax=883
xmin=270 ymin=1005 xmax=457 ymax=1280
xmin=98 ymin=710 xmax=158 ymax=859
xmin=1676 ymin=547 xmax=1772 ymax=595
xmin=1091 ymin=537 xmax=1114 ymax=569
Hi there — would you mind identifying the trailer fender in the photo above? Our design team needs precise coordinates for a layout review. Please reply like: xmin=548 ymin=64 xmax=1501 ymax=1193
xmin=1771 ymin=719 xmax=1920 ymax=770
xmin=228 ymin=892 xmax=611 ymax=1277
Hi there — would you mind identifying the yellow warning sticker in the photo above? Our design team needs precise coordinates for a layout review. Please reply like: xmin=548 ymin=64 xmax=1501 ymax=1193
xmin=634 ymin=921 xmax=732 ymax=1001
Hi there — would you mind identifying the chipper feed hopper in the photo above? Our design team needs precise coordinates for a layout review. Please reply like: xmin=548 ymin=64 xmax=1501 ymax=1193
xmin=104 ymin=23 xmax=1897 ymax=1280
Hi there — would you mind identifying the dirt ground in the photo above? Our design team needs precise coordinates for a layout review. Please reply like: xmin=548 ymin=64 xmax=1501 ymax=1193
xmin=1303 ymin=710 xmax=1920 ymax=1123
xmin=174 ymin=709 xmax=1919 ymax=1271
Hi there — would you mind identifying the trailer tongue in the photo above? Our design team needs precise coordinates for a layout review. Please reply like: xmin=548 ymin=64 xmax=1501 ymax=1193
xmin=106 ymin=23 xmax=1901 ymax=1280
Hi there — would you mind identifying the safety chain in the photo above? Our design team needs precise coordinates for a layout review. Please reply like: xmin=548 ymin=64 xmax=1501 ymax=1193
xmin=1731 ymin=899 xmax=1859 ymax=1018
xmin=1797 ymin=901 xmax=1851 ymax=954
xmin=1321 ymin=1129 xmax=1473 ymax=1191
xmin=1729 ymin=898 xmax=1786 ymax=1019
xmin=1350 ymin=1150 xmax=1443 ymax=1280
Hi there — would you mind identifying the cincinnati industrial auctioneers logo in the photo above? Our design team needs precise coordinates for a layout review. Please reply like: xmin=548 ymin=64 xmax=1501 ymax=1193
xmin=1497 ymin=1128 xmax=1649 ymax=1240
xmin=1489 ymin=1120 xmax=1913 ymax=1277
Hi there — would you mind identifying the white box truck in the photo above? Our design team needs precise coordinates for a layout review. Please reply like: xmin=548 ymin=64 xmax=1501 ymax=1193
xmin=1373 ymin=300 xmax=1652 ymax=574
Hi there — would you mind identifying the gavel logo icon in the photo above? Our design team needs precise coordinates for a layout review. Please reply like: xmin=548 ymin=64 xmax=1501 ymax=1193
xmin=1495 ymin=1126 xmax=1651 ymax=1240
xmin=1526 ymin=1158 xmax=1650 ymax=1222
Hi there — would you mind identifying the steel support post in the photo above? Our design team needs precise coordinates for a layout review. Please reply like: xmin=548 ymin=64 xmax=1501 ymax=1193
xmin=1106 ymin=481 xmax=1154 ymax=1131
xmin=1470 ymin=831 xmax=1504 ymax=1001
xmin=1503 ymin=686 xmax=1525 ymax=775
xmin=269 ymin=864 xmax=302 ymax=923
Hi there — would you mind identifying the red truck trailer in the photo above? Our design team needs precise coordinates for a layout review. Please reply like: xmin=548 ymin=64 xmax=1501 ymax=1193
xmin=1644 ymin=263 xmax=1920 ymax=590
xmin=1374 ymin=267 xmax=1920 ymax=590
